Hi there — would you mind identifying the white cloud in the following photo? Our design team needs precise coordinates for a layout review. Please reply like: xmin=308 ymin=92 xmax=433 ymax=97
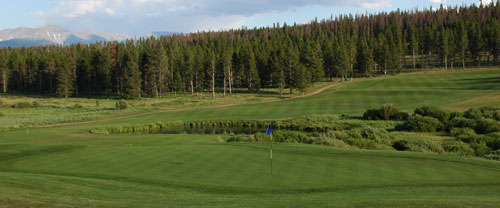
xmin=38 ymin=0 xmax=394 ymax=35
xmin=361 ymin=0 xmax=391 ymax=8
xmin=480 ymin=0 xmax=493 ymax=5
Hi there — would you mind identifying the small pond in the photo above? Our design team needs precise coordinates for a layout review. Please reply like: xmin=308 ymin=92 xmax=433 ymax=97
xmin=152 ymin=127 xmax=264 ymax=135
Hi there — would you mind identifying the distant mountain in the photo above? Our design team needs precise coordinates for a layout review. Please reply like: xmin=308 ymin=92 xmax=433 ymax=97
xmin=150 ymin=31 xmax=179 ymax=37
xmin=0 ymin=25 xmax=133 ymax=47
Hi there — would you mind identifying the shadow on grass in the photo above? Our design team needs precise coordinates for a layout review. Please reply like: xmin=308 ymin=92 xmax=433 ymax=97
xmin=452 ymin=76 xmax=500 ymax=90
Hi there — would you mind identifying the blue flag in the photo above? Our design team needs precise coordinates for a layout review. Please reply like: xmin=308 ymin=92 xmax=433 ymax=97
xmin=265 ymin=123 xmax=272 ymax=136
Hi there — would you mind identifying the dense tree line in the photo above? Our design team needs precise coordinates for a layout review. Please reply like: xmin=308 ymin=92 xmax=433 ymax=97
xmin=1 ymin=2 xmax=500 ymax=98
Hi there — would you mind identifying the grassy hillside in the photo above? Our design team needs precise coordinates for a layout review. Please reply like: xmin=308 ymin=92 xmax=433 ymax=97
xmin=0 ymin=69 xmax=499 ymax=207
xmin=101 ymin=69 xmax=500 ymax=125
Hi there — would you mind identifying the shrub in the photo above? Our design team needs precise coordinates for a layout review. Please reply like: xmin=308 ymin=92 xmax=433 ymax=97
xmin=363 ymin=109 xmax=380 ymax=120
xmin=272 ymin=131 xmax=312 ymax=143
xmin=474 ymin=119 xmax=500 ymax=134
xmin=360 ymin=126 xmax=392 ymax=144
xmin=96 ymin=100 xmax=100 ymax=107
xmin=346 ymin=128 xmax=363 ymax=139
xmin=470 ymin=142 xmax=491 ymax=156
xmin=450 ymin=128 xmax=477 ymax=138
xmin=403 ymin=115 xmax=444 ymax=132
xmin=483 ymin=150 xmax=500 ymax=161
xmin=32 ymin=100 xmax=42 ymax=107
xmin=323 ymin=130 xmax=350 ymax=141
xmin=407 ymin=139 xmax=445 ymax=154
xmin=464 ymin=107 xmax=500 ymax=120
xmin=315 ymin=136 xmax=352 ymax=148
xmin=11 ymin=102 xmax=32 ymax=108
xmin=485 ymin=133 xmax=500 ymax=150
xmin=393 ymin=140 xmax=410 ymax=151
xmin=344 ymin=138 xmax=379 ymax=149
xmin=227 ymin=135 xmax=248 ymax=142
xmin=363 ymin=104 xmax=403 ymax=120
xmin=446 ymin=117 xmax=477 ymax=132
xmin=392 ymin=112 xmax=410 ymax=121
xmin=115 ymin=100 xmax=128 ymax=110
xmin=450 ymin=111 xmax=464 ymax=120
xmin=414 ymin=106 xmax=451 ymax=123
xmin=464 ymin=108 xmax=483 ymax=120
xmin=442 ymin=140 xmax=475 ymax=156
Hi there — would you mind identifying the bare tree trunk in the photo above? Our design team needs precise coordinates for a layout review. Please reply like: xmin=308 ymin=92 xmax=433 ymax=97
xmin=279 ymin=82 xmax=283 ymax=99
xmin=211 ymin=66 xmax=215 ymax=99
xmin=384 ymin=60 xmax=387 ymax=76
xmin=462 ymin=56 xmax=466 ymax=69
xmin=428 ymin=51 xmax=432 ymax=69
xmin=190 ymin=79 xmax=194 ymax=95
xmin=445 ymin=56 xmax=448 ymax=70
xmin=159 ymin=70 xmax=162 ymax=97
xmin=223 ymin=72 xmax=226 ymax=97
xmin=289 ymin=64 xmax=293 ymax=94
xmin=412 ymin=49 xmax=416 ymax=69
xmin=229 ymin=69 xmax=232 ymax=94
xmin=2 ymin=70 xmax=6 ymax=94
xmin=74 ymin=67 xmax=78 ymax=96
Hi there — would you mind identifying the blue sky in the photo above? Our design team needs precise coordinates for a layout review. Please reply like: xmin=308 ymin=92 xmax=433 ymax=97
xmin=0 ymin=0 xmax=490 ymax=36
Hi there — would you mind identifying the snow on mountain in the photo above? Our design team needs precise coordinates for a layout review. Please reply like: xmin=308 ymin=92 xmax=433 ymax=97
xmin=0 ymin=25 xmax=133 ymax=47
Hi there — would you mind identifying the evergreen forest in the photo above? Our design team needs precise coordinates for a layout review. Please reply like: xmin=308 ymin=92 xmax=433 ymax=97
xmin=1 ymin=2 xmax=500 ymax=98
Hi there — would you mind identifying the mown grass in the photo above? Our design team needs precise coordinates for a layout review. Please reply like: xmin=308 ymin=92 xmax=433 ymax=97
xmin=91 ymin=68 xmax=500 ymax=125
xmin=0 ymin=131 xmax=500 ymax=207
xmin=0 ymin=69 xmax=500 ymax=207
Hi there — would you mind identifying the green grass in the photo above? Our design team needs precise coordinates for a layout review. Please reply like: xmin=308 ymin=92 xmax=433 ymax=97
xmin=94 ymin=69 xmax=499 ymax=125
xmin=1 ymin=131 xmax=500 ymax=207
xmin=0 ymin=82 xmax=332 ymax=130
xmin=1 ymin=69 xmax=500 ymax=207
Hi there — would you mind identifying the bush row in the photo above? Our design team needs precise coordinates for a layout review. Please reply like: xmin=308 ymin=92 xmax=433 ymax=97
xmin=90 ymin=118 xmax=352 ymax=134
xmin=227 ymin=126 xmax=395 ymax=150
xmin=363 ymin=104 xmax=409 ymax=121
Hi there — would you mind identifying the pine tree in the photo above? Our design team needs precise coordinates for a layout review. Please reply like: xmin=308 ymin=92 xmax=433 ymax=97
xmin=322 ymin=38 xmax=335 ymax=80
xmin=270 ymin=48 xmax=285 ymax=98
xmin=469 ymin=21 xmax=482 ymax=66
xmin=334 ymin=30 xmax=350 ymax=80
xmin=221 ymin=47 xmax=233 ymax=96
xmin=122 ymin=44 xmax=142 ymax=98
xmin=438 ymin=27 xmax=450 ymax=70
xmin=301 ymin=39 xmax=324 ymax=84
xmin=409 ymin=25 xmax=419 ymax=69
xmin=386 ymin=30 xmax=400 ymax=74
xmin=355 ymin=38 xmax=375 ymax=76
xmin=374 ymin=33 xmax=389 ymax=75
xmin=156 ymin=43 xmax=169 ymax=97
xmin=457 ymin=21 xmax=469 ymax=69
xmin=206 ymin=49 xmax=216 ymax=98
xmin=294 ymin=64 xmax=311 ymax=94
xmin=284 ymin=42 xmax=300 ymax=94
xmin=56 ymin=52 xmax=75 ymax=98
xmin=242 ymin=44 xmax=260 ymax=92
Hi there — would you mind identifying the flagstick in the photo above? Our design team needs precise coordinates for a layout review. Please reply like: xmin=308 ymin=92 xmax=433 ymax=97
xmin=270 ymin=133 xmax=273 ymax=175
